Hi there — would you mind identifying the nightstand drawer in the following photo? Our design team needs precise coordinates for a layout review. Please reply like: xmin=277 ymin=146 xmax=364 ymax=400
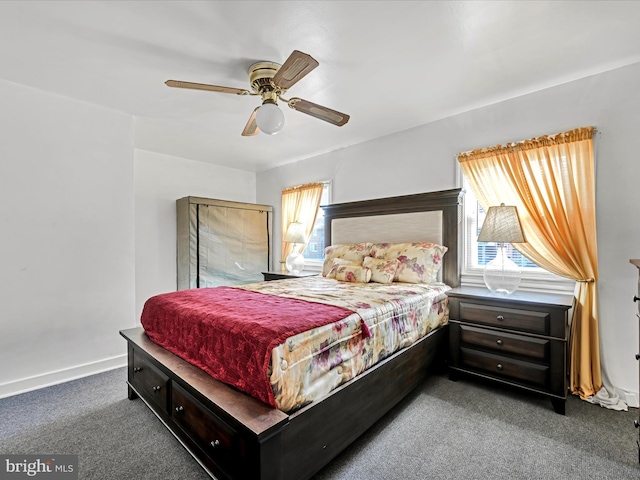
xmin=458 ymin=324 xmax=549 ymax=360
xmin=459 ymin=301 xmax=550 ymax=335
xmin=460 ymin=347 xmax=549 ymax=388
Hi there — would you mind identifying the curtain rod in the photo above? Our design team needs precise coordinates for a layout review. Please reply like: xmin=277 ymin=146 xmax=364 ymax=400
xmin=456 ymin=126 xmax=598 ymax=157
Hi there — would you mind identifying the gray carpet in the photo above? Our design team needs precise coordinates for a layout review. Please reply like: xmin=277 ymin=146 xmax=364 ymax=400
xmin=0 ymin=367 xmax=638 ymax=479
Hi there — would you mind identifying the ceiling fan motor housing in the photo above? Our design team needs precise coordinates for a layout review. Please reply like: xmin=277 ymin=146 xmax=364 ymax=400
xmin=249 ymin=61 xmax=284 ymax=101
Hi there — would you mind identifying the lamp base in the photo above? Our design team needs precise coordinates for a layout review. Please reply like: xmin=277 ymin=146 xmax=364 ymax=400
xmin=285 ymin=251 xmax=305 ymax=275
xmin=483 ymin=246 xmax=521 ymax=294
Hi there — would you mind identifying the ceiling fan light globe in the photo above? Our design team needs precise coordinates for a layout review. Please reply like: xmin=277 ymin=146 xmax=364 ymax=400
xmin=255 ymin=102 xmax=284 ymax=135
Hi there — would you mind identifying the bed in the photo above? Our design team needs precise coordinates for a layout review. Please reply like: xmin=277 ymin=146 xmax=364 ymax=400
xmin=120 ymin=188 xmax=463 ymax=480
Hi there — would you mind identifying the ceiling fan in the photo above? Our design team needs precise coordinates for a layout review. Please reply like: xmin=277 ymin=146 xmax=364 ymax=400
xmin=165 ymin=50 xmax=350 ymax=136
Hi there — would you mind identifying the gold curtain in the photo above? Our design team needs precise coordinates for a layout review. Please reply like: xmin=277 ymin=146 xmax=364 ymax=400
xmin=281 ymin=182 xmax=324 ymax=265
xmin=457 ymin=126 xmax=601 ymax=399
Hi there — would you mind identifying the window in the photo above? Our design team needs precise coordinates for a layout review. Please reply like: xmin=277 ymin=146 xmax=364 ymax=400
xmin=461 ymin=173 xmax=574 ymax=294
xmin=303 ymin=183 xmax=330 ymax=268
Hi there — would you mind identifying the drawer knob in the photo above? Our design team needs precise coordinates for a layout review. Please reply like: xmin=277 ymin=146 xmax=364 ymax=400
xmin=152 ymin=385 xmax=161 ymax=393
xmin=175 ymin=405 xmax=184 ymax=414
xmin=210 ymin=439 xmax=220 ymax=449
xmin=634 ymin=296 xmax=640 ymax=303
xmin=496 ymin=363 xmax=503 ymax=370
xmin=496 ymin=315 xmax=505 ymax=321
xmin=636 ymin=353 xmax=640 ymax=361
xmin=496 ymin=339 xmax=503 ymax=346
xmin=133 ymin=367 xmax=142 ymax=373
xmin=635 ymin=420 xmax=639 ymax=429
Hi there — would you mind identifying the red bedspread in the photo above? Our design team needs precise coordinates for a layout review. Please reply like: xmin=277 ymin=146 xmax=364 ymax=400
xmin=141 ymin=286 xmax=358 ymax=408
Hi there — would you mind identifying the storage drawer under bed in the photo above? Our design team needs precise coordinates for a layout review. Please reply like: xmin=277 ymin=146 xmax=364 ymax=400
xmin=130 ymin=349 xmax=169 ymax=413
xmin=171 ymin=382 xmax=248 ymax=479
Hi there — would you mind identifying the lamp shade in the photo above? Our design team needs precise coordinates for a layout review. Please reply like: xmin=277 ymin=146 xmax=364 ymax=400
xmin=477 ymin=204 xmax=526 ymax=243
xmin=284 ymin=221 xmax=307 ymax=244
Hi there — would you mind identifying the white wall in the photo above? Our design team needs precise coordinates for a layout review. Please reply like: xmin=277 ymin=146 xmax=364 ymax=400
xmin=0 ymin=82 xmax=257 ymax=398
xmin=0 ymin=79 xmax=135 ymax=397
xmin=257 ymin=62 xmax=640 ymax=402
xmin=134 ymin=149 xmax=256 ymax=320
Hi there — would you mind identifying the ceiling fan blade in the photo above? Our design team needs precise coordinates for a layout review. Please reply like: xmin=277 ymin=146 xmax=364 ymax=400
xmin=287 ymin=98 xmax=350 ymax=126
xmin=165 ymin=80 xmax=251 ymax=95
xmin=241 ymin=107 xmax=260 ymax=136
xmin=271 ymin=50 xmax=319 ymax=90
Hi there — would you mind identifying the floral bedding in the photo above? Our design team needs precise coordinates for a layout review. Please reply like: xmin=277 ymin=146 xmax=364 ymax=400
xmin=236 ymin=276 xmax=450 ymax=412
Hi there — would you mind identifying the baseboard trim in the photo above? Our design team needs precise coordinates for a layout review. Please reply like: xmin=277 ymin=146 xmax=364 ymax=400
xmin=621 ymin=389 xmax=640 ymax=409
xmin=0 ymin=355 xmax=127 ymax=399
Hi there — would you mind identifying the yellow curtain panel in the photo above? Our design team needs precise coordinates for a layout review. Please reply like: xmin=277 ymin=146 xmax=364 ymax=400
xmin=281 ymin=182 xmax=324 ymax=266
xmin=457 ymin=126 xmax=601 ymax=399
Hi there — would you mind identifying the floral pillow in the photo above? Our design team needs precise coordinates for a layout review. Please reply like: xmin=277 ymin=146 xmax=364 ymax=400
xmin=321 ymin=243 xmax=373 ymax=276
xmin=363 ymin=256 xmax=400 ymax=284
xmin=370 ymin=242 xmax=448 ymax=284
xmin=324 ymin=258 xmax=361 ymax=278
xmin=334 ymin=264 xmax=372 ymax=283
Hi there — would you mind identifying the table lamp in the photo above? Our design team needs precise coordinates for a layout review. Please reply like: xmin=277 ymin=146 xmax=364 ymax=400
xmin=477 ymin=203 xmax=526 ymax=294
xmin=284 ymin=221 xmax=307 ymax=274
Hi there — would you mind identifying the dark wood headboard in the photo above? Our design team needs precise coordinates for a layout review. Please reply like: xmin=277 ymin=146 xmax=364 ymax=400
xmin=321 ymin=188 xmax=463 ymax=287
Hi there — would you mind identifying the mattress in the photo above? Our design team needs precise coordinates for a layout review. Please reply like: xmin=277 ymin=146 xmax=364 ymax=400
xmin=141 ymin=276 xmax=450 ymax=412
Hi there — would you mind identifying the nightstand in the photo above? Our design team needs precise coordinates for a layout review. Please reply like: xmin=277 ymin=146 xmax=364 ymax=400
xmin=447 ymin=286 xmax=573 ymax=414
xmin=262 ymin=271 xmax=319 ymax=281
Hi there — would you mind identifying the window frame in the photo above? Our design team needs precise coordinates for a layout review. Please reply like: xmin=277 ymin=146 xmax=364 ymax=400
xmin=457 ymin=163 xmax=575 ymax=295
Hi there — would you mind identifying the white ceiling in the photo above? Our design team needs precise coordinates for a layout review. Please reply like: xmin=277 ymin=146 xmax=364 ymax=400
xmin=2 ymin=1 xmax=640 ymax=172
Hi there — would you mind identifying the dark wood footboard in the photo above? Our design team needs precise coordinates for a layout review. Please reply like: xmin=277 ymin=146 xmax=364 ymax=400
xmin=120 ymin=324 xmax=447 ymax=480
xmin=281 ymin=324 xmax=448 ymax=480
